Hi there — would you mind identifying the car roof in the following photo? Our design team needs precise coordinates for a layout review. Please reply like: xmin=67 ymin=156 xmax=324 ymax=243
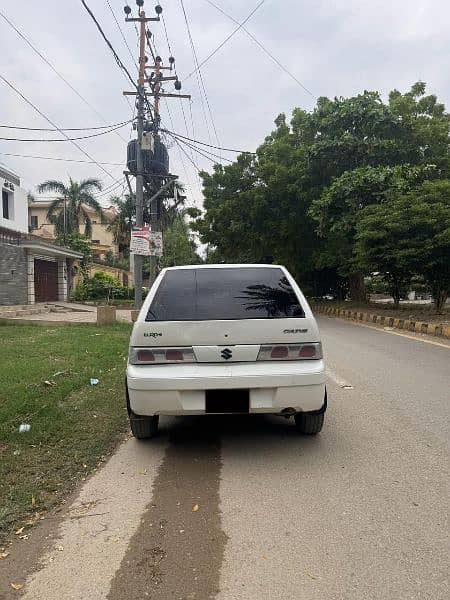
xmin=162 ymin=264 xmax=285 ymax=271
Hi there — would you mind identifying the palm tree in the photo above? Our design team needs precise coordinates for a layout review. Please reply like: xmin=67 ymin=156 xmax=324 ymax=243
xmin=108 ymin=194 xmax=135 ymax=258
xmin=143 ymin=180 xmax=186 ymax=228
xmin=37 ymin=177 xmax=103 ymax=240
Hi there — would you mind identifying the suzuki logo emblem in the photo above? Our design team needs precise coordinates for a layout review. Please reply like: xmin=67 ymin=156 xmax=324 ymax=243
xmin=221 ymin=348 xmax=233 ymax=360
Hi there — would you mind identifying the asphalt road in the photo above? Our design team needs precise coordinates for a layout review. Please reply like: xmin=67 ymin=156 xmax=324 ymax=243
xmin=1 ymin=317 xmax=448 ymax=600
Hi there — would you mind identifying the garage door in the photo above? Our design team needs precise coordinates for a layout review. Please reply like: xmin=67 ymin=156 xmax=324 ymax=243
xmin=34 ymin=259 xmax=58 ymax=302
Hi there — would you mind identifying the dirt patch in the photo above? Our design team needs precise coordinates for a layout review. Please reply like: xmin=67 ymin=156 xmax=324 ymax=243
xmin=108 ymin=419 xmax=227 ymax=600
xmin=0 ymin=494 xmax=74 ymax=599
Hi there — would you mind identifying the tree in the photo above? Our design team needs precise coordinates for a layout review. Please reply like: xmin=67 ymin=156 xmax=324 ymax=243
xmin=161 ymin=214 xmax=200 ymax=268
xmin=306 ymin=83 xmax=448 ymax=300
xmin=193 ymin=136 xmax=319 ymax=279
xmin=309 ymin=164 xmax=435 ymax=301
xmin=37 ymin=177 xmax=103 ymax=240
xmin=192 ymin=83 xmax=450 ymax=300
xmin=388 ymin=82 xmax=450 ymax=174
xmin=63 ymin=232 xmax=92 ymax=281
xmin=355 ymin=180 xmax=450 ymax=312
xmin=108 ymin=194 xmax=135 ymax=258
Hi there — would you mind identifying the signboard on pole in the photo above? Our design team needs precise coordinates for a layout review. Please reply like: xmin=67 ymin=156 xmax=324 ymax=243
xmin=149 ymin=231 xmax=163 ymax=257
xmin=130 ymin=226 xmax=151 ymax=256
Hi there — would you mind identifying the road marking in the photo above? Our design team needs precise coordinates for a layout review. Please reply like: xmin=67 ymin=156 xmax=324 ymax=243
xmin=332 ymin=318 xmax=450 ymax=349
xmin=325 ymin=367 xmax=353 ymax=389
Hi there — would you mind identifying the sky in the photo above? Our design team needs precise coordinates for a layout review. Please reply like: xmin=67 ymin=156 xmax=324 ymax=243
xmin=1 ymin=0 xmax=449 ymax=210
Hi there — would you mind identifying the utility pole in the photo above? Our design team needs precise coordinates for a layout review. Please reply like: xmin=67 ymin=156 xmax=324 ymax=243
xmin=134 ymin=5 xmax=147 ymax=310
xmin=123 ymin=0 xmax=191 ymax=309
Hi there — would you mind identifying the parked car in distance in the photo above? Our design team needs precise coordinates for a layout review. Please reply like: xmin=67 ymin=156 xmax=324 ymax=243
xmin=126 ymin=264 xmax=327 ymax=438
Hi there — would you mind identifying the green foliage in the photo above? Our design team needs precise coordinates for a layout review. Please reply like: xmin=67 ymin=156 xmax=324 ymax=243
xmin=193 ymin=82 xmax=450 ymax=301
xmin=104 ymin=250 xmax=115 ymax=266
xmin=310 ymin=164 xmax=436 ymax=278
xmin=37 ymin=177 xmax=103 ymax=239
xmin=161 ymin=214 xmax=201 ymax=267
xmin=60 ymin=232 xmax=92 ymax=281
xmin=75 ymin=271 xmax=133 ymax=301
xmin=108 ymin=194 xmax=134 ymax=258
xmin=355 ymin=180 xmax=450 ymax=311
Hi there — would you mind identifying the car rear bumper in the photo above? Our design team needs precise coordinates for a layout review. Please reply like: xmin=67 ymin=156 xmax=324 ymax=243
xmin=126 ymin=360 xmax=326 ymax=416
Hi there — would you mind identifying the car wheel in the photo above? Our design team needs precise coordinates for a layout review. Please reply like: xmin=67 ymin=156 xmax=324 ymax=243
xmin=294 ymin=412 xmax=324 ymax=435
xmin=129 ymin=412 xmax=159 ymax=439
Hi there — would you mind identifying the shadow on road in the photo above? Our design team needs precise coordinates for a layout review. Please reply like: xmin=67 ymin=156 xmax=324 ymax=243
xmin=158 ymin=413 xmax=306 ymax=439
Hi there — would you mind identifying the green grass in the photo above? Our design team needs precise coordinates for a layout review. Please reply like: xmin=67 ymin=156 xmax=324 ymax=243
xmin=0 ymin=323 xmax=131 ymax=544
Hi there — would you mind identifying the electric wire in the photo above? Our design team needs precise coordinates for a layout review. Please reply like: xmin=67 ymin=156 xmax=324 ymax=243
xmin=0 ymin=121 xmax=132 ymax=143
xmin=179 ymin=0 xmax=220 ymax=150
xmin=179 ymin=98 xmax=199 ymax=168
xmin=162 ymin=129 xmax=256 ymax=154
xmin=0 ymin=152 xmax=123 ymax=166
xmin=0 ymin=119 xmax=131 ymax=132
xmin=161 ymin=13 xmax=174 ymax=65
xmin=34 ymin=173 xmax=124 ymax=202
xmin=172 ymin=136 xmax=202 ymax=173
xmin=81 ymin=0 xmax=154 ymax=118
xmin=96 ymin=177 xmax=126 ymax=198
xmin=0 ymin=9 xmax=129 ymax=143
xmin=106 ymin=0 xmax=138 ymax=70
xmin=186 ymin=0 xmax=266 ymax=80
xmin=0 ymin=74 xmax=121 ymax=182
xmin=163 ymin=99 xmax=197 ymax=205
xmin=174 ymin=135 xmax=233 ymax=164
xmin=188 ymin=99 xmax=203 ymax=188
xmin=143 ymin=22 xmax=197 ymax=205
xmin=158 ymin=9 xmax=202 ymax=198
xmin=204 ymin=0 xmax=314 ymax=97
xmin=81 ymin=0 xmax=137 ymax=91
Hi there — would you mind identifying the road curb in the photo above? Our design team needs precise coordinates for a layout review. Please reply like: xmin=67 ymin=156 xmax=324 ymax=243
xmin=313 ymin=305 xmax=450 ymax=339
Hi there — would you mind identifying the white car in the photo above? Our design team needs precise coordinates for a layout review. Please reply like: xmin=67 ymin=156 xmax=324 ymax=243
xmin=126 ymin=264 xmax=327 ymax=438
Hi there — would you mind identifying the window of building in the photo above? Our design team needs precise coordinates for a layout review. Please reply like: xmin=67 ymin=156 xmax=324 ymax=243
xmin=2 ymin=190 xmax=10 ymax=219
xmin=30 ymin=215 xmax=38 ymax=229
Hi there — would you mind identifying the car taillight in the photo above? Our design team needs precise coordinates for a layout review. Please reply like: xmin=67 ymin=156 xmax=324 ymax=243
xmin=271 ymin=346 xmax=289 ymax=359
xmin=165 ymin=349 xmax=183 ymax=361
xmin=298 ymin=344 xmax=317 ymax=358
xmin=129 ymin=347 xmax=196 ymax=364
xmin=258 ymin=343 xmax=322 ymax=361
xmin=137 ymin=349 xmax=155 ymax=362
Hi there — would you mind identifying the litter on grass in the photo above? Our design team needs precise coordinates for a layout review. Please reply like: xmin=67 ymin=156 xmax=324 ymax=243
xmin=18 ymin=424 xmax=31 ymax=433
xmin=10 ymin=583 xmax=23 ymax=591
xmin=90 ymin=378 xmax=99 ymax=386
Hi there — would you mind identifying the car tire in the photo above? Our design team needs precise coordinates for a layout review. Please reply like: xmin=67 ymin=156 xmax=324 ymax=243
xmin=294 ymin=412 xmax=324 ymax=435
xmin=129 ymin=412 xmax=159 ymax=439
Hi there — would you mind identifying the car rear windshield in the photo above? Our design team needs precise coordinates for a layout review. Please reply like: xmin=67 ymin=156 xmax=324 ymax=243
xmin=146 ymin=267 xmax=305 ymax=321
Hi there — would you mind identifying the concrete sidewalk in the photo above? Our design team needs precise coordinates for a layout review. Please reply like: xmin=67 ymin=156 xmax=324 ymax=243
xmin=3 ymin=302 xmax=133 ymax=323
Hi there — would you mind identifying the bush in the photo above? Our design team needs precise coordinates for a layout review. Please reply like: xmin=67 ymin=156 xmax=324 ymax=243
xmin=74 ymin=272 xmax=133 ymax=301
xmin=72 ymin=283 xmax=87 ymax=302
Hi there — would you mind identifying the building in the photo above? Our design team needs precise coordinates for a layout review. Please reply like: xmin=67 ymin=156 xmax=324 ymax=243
xmin=28 ymin=201 xmax=118 ymax=261
xmin=0 ymin=164 xmax=82 ymax=305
